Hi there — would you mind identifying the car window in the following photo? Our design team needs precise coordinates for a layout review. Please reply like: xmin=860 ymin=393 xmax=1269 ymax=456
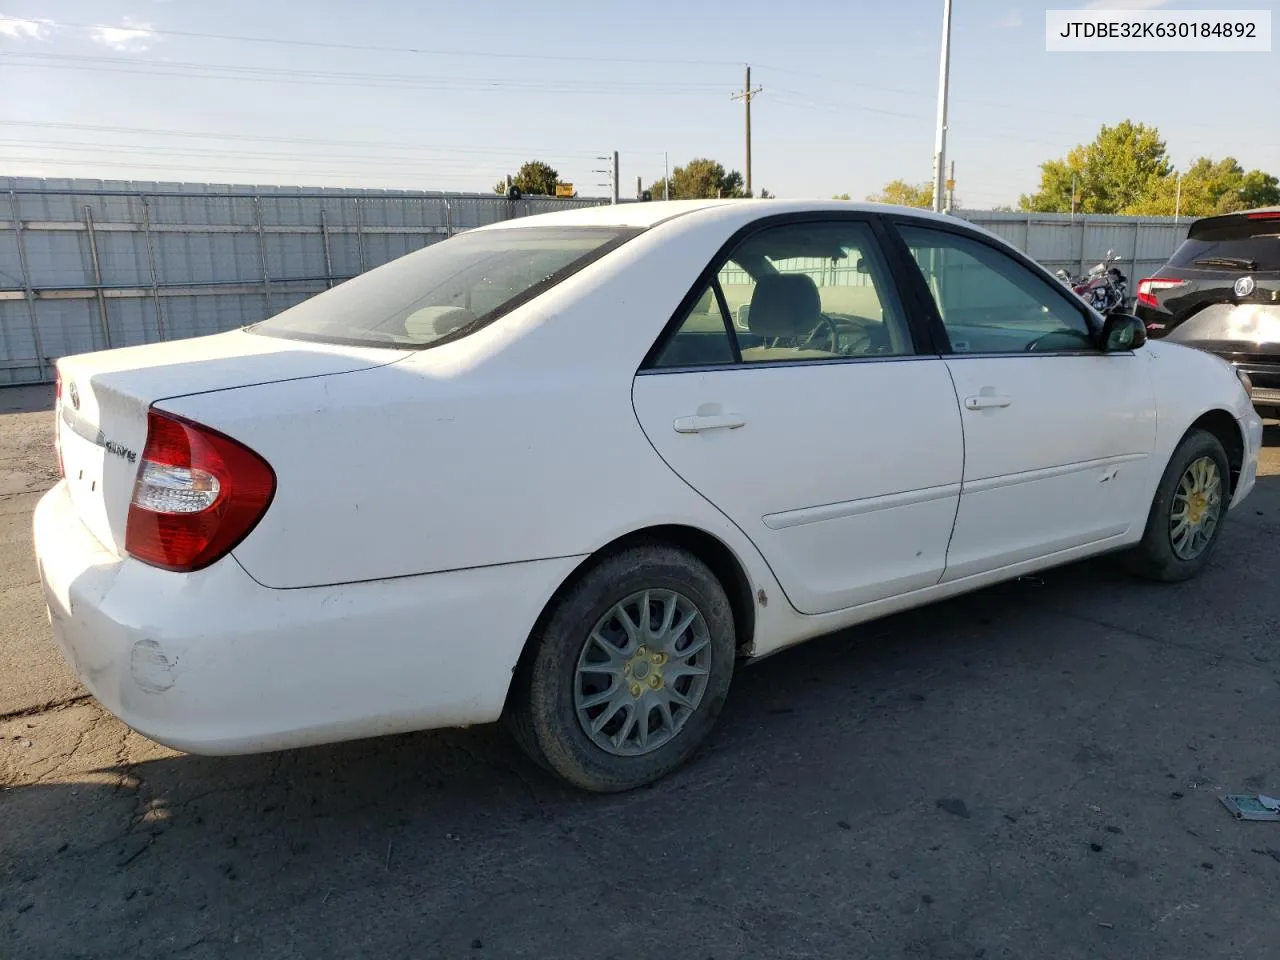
xmin=651 ymin=284 xmax=736 ymax=368
xmin=899 ymin=225 xmax=1094 ymax=354
xmin=249 ymin=226 xmax=637 ymax=349
xmin=1169 ymin=218 xmax=1280 ymax=272
xmin=716 ymin=221 xmax=912 ymax=363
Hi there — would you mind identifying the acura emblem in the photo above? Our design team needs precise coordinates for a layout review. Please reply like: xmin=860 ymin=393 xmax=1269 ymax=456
xmin=68 ymin=382 xmax=80 ymax=410
xmin=1235 ymin=276 xmax=1255 ymax=297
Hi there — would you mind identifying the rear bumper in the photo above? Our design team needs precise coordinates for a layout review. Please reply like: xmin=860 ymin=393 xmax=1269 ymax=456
xmin=33 ymin=480 xmax=581 ymax=755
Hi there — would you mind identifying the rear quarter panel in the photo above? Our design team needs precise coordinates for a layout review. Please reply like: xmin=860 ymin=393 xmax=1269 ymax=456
xmin=158 ymin=214 xmax=795 ymax=645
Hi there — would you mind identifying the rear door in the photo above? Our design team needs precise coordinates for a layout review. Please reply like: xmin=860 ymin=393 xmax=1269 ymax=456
xmin=631 ymin=215 xmax=964 ymax=616
xmin=888 ymin=219 xmax=1158 ymax=581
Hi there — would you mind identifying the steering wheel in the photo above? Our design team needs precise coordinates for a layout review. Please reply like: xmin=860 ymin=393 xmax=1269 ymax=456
xmin=801 ymin=314 xmax=841 ymax=352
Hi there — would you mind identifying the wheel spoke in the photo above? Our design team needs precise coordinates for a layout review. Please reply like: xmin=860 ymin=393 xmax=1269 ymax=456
xmin=675 ymin=633 xmax=710 ymax=660
xmin=614 ymin=702 xmax=640 ymax=748
xmin=666 ymin=661 xmax=710 ymax=682
xmin=656 ymin=699 xmax=676 ymax=735
xmin=577 ymin=685 xmax=617 ymax=710
xmin=586 ymin=630 xmax=626 ymax=669
xmin=634 ymin=702 xmax=651 ymax=750
xmin=657 ymin=592 xmax=678 ymax=638
xmin=590 ymin=696 xmax=627 ymax=735
xmin=614 ymin=603 xmax=641 ymax=648
xmin=668 ymin=608 xmax=698 ymax=646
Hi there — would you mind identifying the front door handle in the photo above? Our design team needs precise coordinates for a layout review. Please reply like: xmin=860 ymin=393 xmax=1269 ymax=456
xmin=673 ymin=413 xmax=747 ymax=434
xmin=964 ymin=395 xmax=1012 ymax=411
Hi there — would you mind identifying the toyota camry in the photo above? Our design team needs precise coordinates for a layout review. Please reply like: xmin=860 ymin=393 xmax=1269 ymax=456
xmin=35 ymin=199 xmax=1263 ymax=792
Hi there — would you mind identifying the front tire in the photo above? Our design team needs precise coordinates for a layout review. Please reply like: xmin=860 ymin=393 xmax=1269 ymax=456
xmin=1124 ymin=428 xmax=1230 ymax=582
xmin=506 ymin=544 xmax=737 ymax=792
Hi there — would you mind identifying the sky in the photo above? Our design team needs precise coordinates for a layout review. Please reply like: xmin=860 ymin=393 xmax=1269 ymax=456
xmin=1 ymin=0 xmax=1277 ymax=208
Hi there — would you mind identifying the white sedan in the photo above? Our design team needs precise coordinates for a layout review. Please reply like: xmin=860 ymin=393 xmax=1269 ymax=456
xmin=35 ymin=199 xmax=1262 ymax=792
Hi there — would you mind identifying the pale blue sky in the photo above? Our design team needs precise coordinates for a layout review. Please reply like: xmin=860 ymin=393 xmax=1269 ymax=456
xmin=1 ymin=0 xmax=1276 ymax=207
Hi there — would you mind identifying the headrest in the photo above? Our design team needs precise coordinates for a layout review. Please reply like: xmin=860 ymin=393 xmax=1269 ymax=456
xmin=747 ymin=274 xmax=822 ymax=339
xmin=403 ymin=305 xmax=476 ymax=341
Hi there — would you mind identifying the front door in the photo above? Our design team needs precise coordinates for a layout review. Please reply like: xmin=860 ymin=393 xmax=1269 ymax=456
xmin=891 ymin=221 xmax=1158 ymax=581
xmin=632 ymin=217 xmax=964 ymax=615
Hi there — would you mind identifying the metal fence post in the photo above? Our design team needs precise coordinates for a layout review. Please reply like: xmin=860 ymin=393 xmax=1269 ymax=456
xmin=1079 ymin=219 xmax=1088 ymax=275
xmin=140 ymin=196 xmax=166 ymax=340
xmin=8 ymin=190 xmax=46 ymax=379
xmin=1131 ymin=220 xmax=1141 ymax=300
xmin=443 ymin=197 xmax=453 ymax=238
xmin=319 ymin=207 xmax=335 ymax=289
xmin=253 ymin=196 xmax=272 ymax=313
xmin=82 ymin=205 xmax=112 ymax=350
xmin=354 ymin=198 xmax=368 ymax=273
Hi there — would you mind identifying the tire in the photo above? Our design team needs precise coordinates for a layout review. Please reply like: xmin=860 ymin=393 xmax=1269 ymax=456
xmin=505 ymin=543 xmax=737 ymax=792
xmin=1123 ymin=428 xmax=1231 ymax=582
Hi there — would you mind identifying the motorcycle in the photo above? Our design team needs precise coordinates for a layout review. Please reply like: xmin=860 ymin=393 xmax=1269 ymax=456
xmin=1054 ymin=250 xmax=1129 ymax=315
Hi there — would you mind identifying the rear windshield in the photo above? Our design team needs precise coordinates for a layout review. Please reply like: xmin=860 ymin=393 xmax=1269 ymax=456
xmin=249 ymin=226 xmax=638 ymax=349
xmin=1170 ymin=217 xmax=1280 ymax=271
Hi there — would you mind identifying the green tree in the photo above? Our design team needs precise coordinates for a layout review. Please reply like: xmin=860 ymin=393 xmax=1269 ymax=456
xmin=648 ymin=158 xmax=746 ymax=200
xmin=867 ymin=179 xmax=934 ymax=208
xmin=1019 ymin=121 xmax=1172 ymax=214
xmin=494 ymin=160 xmax=560 ymax=196
xmin=832 ymin=192 xmax=851 ymax=200
xmin=1111 ymin=156 xmax=1280 ymax=217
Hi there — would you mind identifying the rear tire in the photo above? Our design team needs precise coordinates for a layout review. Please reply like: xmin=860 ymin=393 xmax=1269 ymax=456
xmin=1123 ymin=428 xmax=1230 ymax=582
xmin=505 ymin=544 xmax=736 ymax=793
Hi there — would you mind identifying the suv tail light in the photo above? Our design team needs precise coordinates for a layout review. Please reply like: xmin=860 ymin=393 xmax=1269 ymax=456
xmin=1246 ymin=211 xmax=1280 ymax=221
xmin=1136 ymin=277 xmax=1187 ymax=309
xmin=125 ymin=410 xmax=276 ymax=572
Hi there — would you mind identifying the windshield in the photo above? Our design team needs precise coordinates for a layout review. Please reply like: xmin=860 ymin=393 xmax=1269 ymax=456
xmin=248 ymin=226 xmax=638 ymax=349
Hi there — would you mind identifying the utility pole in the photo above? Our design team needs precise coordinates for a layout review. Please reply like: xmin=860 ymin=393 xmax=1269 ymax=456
xmin=731 ymin=65 xmax=763 ymax=196
xmin=931 ymin=0 xmax=953 ymax=214
xmin=663 ymin=151 xmax=670 ymax=200
xmin=945 ymin=160 xmax=955 ymax=214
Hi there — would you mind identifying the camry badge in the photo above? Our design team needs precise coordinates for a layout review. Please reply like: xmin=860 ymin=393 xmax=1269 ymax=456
xmin=68 ymin=381 xmax=80 ymax=410
xmin=1235 ymin=276 xmax=1255 ymax=297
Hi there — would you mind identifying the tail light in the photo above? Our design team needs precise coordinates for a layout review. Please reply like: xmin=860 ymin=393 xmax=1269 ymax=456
xmin=1136 ymin=277 xmax=1187 ymax=309
xmin=125 ymin=410 xmax=276 ymax=572
xmin=1246 ymin=211 xmax=1280 ymax=221
xmin=54 ymin=368 xmax=64 ymax=478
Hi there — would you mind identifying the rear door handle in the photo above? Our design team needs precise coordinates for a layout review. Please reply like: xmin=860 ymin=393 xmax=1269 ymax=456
xmin=673 ymin=413 xmax=747 ymax=434
xmin=964 ymin=395 xmax=1012 ymax=411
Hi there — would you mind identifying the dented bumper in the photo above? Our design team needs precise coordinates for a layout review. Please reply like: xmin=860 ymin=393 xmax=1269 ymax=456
xmin=33 ymin=480 xmax=581 ymax=755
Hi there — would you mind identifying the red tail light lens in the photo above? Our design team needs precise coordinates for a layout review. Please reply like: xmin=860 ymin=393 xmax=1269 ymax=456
xmin=125 ymin=410 xmax=276 ymax=572
xmin=1246 ymin=211 xmax=1280 ymax=220
xmin=1136 ymin=277 xmax=1187 ymax=309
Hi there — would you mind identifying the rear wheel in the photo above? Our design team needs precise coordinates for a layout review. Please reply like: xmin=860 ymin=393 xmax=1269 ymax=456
xmin=506 ymin=544 xmax=736 ymax=792
xmin=1124 ymin=428 xmax=1230 ymax=582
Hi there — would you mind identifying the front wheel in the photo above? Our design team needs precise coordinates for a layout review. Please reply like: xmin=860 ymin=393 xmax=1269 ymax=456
xmin=505 ymin=544 xmax=737 ymax=792
xmin=1123 ymin=428 xmax=1231 ymax=582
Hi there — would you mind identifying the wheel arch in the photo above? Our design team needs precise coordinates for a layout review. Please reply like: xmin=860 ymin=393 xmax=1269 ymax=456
xmin=1187 ymin=408 xmax=1244 ymax=496
xmin=504 ymin=524 xmax=758 ymax=714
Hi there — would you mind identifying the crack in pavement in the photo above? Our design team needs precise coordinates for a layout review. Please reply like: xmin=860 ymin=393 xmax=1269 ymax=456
xmin=0 ymin=692 xmax=93 ymax=722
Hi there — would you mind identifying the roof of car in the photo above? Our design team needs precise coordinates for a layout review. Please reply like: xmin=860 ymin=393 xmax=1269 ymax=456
xmin=476 ymin=198 xmax=962 ymax=231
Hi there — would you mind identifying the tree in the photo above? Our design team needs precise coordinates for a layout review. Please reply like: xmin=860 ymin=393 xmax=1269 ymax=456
xmin=758 ymin=188 xmax=775 ymax=199
xmin=647 ymin=158 xmax=746 ymax=200
xmin=1019 ymin=121 xmax=1172 ymax=214
xmin=494 ymin=160 xmax=560 ymax=196
xmin=832 ymin=193 xmax=851 ymax=201
xmin=867 ymin=179 xmax=934 ymax=208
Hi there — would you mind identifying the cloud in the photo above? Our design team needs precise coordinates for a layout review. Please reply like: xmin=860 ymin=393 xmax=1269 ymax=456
xmin=1084 ymin=0 xmax=1171 ymax=8
xmin=90 ymin=20 xmax=157 ymax=51
xmin=993 ymin=10 xmax=1023 ymax=28
xmin=0 ymin=14 xmax=53 ymax=40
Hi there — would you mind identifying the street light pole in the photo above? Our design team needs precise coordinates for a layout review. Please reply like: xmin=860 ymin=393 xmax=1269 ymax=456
xmin=931 ymin=0 xmax=953 ymax=214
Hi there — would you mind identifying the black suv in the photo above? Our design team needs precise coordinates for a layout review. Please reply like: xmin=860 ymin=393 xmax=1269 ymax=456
xmin=1135 ymin=207 xmax=1280 ymax=417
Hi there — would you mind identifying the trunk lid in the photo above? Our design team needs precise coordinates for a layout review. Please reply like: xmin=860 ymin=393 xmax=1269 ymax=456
xmin=55 ymin=329 xmax=409 ymax=557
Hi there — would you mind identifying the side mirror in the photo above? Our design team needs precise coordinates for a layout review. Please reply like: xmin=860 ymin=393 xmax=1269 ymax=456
xmin=1100 ymin=313 xmax=1146 ymax=352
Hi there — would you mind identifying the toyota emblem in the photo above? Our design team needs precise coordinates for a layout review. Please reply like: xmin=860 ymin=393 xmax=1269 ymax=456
xmin=68 ymin=382 xmax=80 ymax=410
xmin=1235 ymin=276 xmax=1256 ymax=298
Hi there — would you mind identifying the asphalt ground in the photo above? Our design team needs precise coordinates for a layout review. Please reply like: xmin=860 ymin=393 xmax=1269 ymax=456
xmin=3 ymin=382 xmax=1279 ymax=960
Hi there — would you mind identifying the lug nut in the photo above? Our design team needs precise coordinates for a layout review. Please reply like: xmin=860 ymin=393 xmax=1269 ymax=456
xmin=636 ymin=646 xmax=647 ymax=657
xmin=630 ymin=683 xmax=642 ymax=698
xmin=648 ymin=675 xmax=661 ymax=689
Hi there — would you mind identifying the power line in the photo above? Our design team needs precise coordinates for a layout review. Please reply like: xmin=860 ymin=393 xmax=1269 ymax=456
xmin=0 ymin=120 xmax=667 ymax=158
xmin=0 ymin=53 xmax=729 ymax=96
xmin=0 ymin=16 xmax=743 ymax=67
